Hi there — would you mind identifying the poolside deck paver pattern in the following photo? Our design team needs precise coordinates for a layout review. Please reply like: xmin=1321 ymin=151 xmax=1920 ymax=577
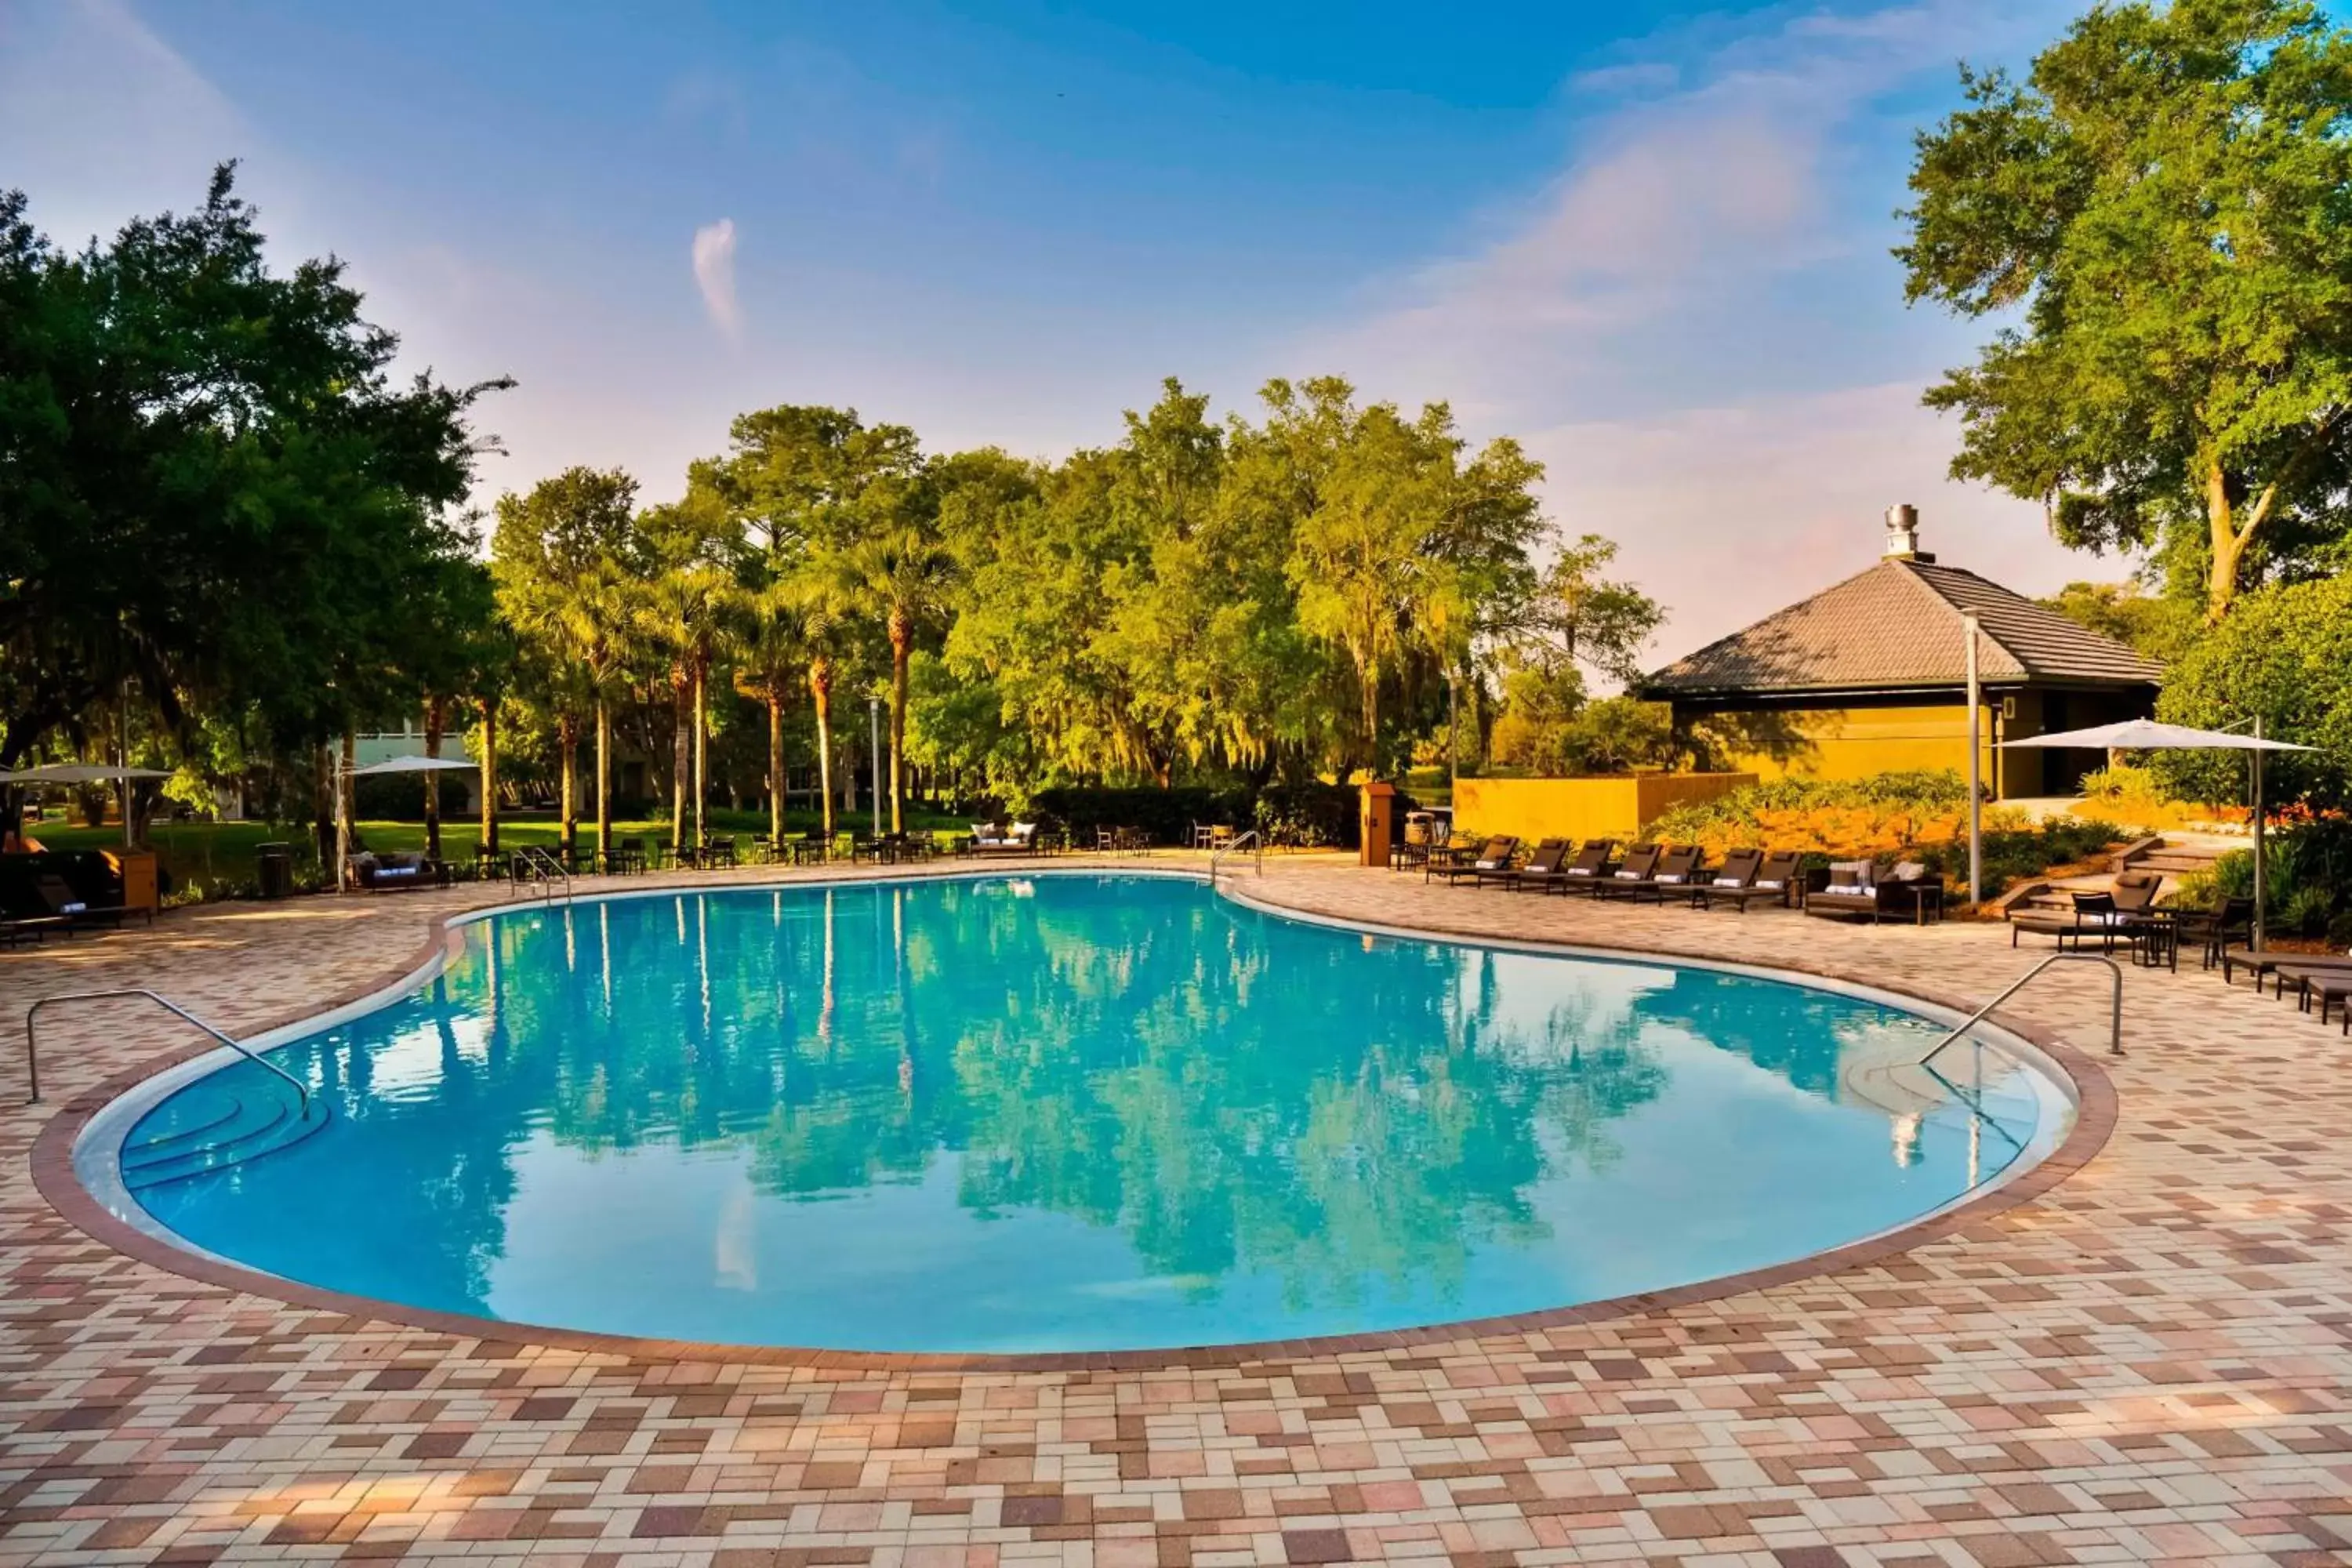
xmin=2 ymin=855 xmax=2349 ymax=1566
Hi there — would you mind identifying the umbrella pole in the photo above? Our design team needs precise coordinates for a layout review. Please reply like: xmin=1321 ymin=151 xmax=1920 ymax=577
xmin=2252 ymin=717 xmax=2266 ymax=953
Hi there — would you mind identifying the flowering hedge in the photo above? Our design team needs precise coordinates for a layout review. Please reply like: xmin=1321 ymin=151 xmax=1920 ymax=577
xmin=1644 ymin=770 xmax=2120 ymax=900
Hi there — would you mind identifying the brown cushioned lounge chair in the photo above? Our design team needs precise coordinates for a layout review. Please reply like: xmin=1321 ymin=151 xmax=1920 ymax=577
xmin=1437 ymin=836 xmax=1519 ymax=886
xmin=1491 ymin=837 xmax=1570 ymax=891
xmin=1700 ymin=849 xmax=1799 ymax=912
xmin=1592 ymin=844 xmax=1662 ymax=900
xmin=1602 ymin=844 xmax=1704 ymax=904
xmin=1555 ymin=840 xmax=1615 ymax=895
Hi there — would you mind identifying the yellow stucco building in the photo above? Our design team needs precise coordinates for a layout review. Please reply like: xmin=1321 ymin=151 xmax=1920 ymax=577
xmin=1636 ymin=509 xmax=2161 ymax=800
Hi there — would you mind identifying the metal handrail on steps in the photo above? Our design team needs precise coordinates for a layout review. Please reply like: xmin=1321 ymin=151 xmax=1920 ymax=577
xmin=1919 ymin=949 xmax=2125 ymax=1065
xmin=1208 ymin=829 xmax=1262 ymax=886
xmin=23 ymin=988 xmax=315 ymax=1112
xmin=510 ymin=845 xmax=572 ymax=903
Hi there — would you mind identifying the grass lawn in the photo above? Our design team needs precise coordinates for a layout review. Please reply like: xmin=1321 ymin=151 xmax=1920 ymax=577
xmin=34 ymin=804 xmax=973 ymax=901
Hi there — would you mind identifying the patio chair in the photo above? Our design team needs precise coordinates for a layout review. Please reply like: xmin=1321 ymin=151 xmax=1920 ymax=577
xmin=2173 ymin=895 xmax=2252 ymax=970
xmin=1435 ymin=836 xmax=1519 ymax=885
xmin=1592 ymin=844 xmax=1663 ymax=900
xmin=1490 ymin=837 xmax=1570 ymax=891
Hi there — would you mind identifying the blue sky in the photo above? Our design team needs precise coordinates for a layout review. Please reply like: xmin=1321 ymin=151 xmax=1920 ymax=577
xmin=2 ymin=0 xmax=2097 ymax=655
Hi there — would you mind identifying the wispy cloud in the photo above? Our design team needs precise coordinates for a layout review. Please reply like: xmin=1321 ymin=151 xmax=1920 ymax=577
xmin=691 ymin=218 xmax=742 ymax=340
xmin=1301 ymin=0 xmax=2083 ymax=656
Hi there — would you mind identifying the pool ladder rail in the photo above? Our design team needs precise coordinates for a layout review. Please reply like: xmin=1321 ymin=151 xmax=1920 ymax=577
xmin=20 ymin=988 xmax=328 ymax=1187
xmin=1919 ymin=949 xmax=2125 ymax=1064
xmin=1208 ymin=829 xmax=1263 ymax=886
xmin=510 ymin=844 xmax=574 ymax=903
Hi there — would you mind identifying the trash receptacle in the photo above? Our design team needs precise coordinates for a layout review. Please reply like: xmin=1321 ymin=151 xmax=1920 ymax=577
xmin=256 ymin=842 xmax=293 ymax=900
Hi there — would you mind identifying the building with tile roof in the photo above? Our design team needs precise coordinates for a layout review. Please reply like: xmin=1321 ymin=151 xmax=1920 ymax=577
xmin=1635 ymin=507 xmax=2161 ymax=798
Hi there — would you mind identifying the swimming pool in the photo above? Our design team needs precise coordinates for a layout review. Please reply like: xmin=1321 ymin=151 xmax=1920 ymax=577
xmin=85 ymin=873 xmax=2071 ymax=1354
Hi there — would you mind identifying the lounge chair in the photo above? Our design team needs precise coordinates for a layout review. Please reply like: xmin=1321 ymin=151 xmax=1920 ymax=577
xmin=1700 ymin=849 xmax=1800 ymax=913
xmin=2223 ymin=946 xmax=2352 ymax=994
xmin=1436 ymin=837 xmax=1519 ymax=886
xmin=1640 ymin=845 xmax=1707 ymax=902
xmin=1555 ymin=840 xmax=1615 ymax=895
xmin=2274 ymin=960 xmax=2352 ymax=1025
xmin=1591 ymin=844 xmax=1662 ymax=899
xmin=1493 ymin=837 xmax=1570 ymax=891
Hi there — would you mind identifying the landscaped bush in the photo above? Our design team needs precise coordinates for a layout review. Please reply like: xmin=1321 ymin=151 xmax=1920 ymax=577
xmin=2176 ymin=817 xmax=2352 ymax=945
xmin=1645 ymin=770 xmax=1975 ymax=859
xmin=2069 ymin=762 xmax=2248 ymax=832
xmin=1027 ymin=782 xmax=1363 ymax=848
xmin=1643 ymin=769 xmax=2120 ymax=902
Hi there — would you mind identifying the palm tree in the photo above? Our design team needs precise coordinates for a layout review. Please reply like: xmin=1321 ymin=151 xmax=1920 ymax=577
xmin=634 ymin=561 xmax=737 ymax=856
xmin=818 ymin=519 xmax=956 ymax=833
xmin=732 ymin=582 xmax=829 ymax=845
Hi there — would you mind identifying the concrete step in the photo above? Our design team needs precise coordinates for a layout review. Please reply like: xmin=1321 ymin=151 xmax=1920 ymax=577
xmin=2136 ymin=851 xmax=2221 ymax=873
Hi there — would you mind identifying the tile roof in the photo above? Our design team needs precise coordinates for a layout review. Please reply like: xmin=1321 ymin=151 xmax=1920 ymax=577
xmin=1640 ymin=557 xmax=2164 ymax=697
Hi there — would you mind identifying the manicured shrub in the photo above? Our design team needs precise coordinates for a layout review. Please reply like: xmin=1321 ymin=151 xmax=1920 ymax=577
xmin=1643 ymin=770 xmax=2120 ymax=902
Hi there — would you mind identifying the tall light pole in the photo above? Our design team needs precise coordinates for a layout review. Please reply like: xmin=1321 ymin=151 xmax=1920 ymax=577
xmin=1963 ymin=612 xmax=1983 ymax=906
xmin=869 ymin=695 xmax=884 ymax=837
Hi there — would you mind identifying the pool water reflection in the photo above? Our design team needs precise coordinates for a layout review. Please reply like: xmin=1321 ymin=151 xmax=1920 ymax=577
xmin=122 ymin=873 xmax=2065 ymax=1352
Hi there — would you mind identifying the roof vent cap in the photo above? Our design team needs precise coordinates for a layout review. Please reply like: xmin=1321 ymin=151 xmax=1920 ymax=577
xmin=1883 ymin=504 xmax=1933 ymax=563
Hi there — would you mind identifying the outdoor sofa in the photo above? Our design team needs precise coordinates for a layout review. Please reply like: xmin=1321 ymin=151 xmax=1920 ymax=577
xmin=1804 ymin=859 xmax=1943 ymax=925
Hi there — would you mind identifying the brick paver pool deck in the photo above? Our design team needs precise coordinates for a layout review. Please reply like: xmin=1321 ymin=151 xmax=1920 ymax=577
xmin=2 ymin=855 xmax=2347 ymax=1566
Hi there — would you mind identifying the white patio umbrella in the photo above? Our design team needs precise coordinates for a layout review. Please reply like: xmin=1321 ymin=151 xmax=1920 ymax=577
xmin=345 ymin=755 xmax=478 ymax=778
xmin=0 ymin=761 xmax=174 ymax=783
xmin=2001 ymin=718 xmax=2314 ymax=950
xmin=0 ymin=761 xmax=176 ymax=849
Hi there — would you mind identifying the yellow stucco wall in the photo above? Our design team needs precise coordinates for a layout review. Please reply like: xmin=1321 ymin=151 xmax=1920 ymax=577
xmin=1716 ymin=702 xmax=2013 ymax=791
xmin=1452 ymin=774 xmax=1757 ymax=844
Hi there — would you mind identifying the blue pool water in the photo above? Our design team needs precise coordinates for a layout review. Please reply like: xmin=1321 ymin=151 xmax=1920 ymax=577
xmin=112 ymin=874 xmax=2065 ymax=1352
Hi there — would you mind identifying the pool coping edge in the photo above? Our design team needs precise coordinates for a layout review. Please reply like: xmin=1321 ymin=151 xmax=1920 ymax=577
xmin=33 ymin=862 xmax=2118 ymax=1374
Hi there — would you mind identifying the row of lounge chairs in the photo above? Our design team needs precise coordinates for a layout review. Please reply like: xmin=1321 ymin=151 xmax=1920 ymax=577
xmin=1429 ymin=837 xmax=1802 ymax=912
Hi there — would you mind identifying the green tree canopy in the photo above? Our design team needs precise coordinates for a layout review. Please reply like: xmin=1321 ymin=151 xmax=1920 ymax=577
xmin=0 ymin=166 xmax=506 ymax=769
xmin=1900 ymin=0 xmax=2352 ymax=621
xmin=2151 ymin=571 xmax=2352 ymax=806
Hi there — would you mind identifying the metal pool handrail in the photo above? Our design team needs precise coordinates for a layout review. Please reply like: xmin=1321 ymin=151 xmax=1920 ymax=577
xmin=22 ymin=988 xmax=314 ymax=1112
xmin=511 ymin=845 xmax=572 ymax=903
xmin=1209 ymin=829 xmax=1262 ymax=886
xmin=1919 ymin=949 xmax=2125 ymax=1064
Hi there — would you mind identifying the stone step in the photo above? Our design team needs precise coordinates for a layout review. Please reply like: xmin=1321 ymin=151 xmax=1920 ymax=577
xmin=121 ymin=1087 xmax=327 ymax=1191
